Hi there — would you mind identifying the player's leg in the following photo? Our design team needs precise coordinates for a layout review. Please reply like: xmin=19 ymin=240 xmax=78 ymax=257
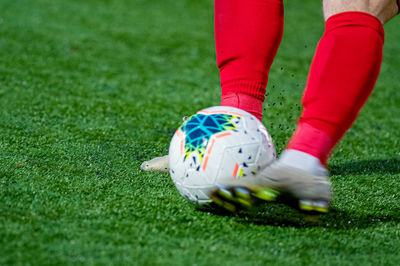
xmin=142 ymin=0 xmax=284 ymax=172
xmin=323 ymin=0 xmax=399 ymax=24
xmin=276 ymin=0 xmax=399 ymax=211
xmin=212 ymin=0 xmax=398 ymax=213
xmin=285 ymin=0 xmax=398 ymax=168
xmin=216 ymin=0 xmax=284 ymax=121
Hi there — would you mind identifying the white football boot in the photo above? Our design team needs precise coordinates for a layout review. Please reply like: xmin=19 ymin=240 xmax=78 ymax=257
xmin=140 ymin=155 xmax=169 ymax=172
xmin=211 ymin=151 xmax=332 ymax=213
xmin=141 ymin=117 xmax=193 ymax=173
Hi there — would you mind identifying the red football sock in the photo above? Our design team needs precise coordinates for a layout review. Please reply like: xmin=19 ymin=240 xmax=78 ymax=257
xmin=221 ymin=92 xmax=264 ymax=121
xmin=215 ymin=0 xmax=284 ymax=121
xmin=287 ymin=12 xmax=385 ymax=165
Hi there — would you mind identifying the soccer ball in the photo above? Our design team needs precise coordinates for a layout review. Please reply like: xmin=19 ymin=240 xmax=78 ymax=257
xmin=168 ymin=106 xmax=276 ymax=205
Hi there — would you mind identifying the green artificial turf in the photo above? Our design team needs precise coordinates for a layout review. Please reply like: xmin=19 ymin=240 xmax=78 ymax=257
xmin=1 ymin=0 xmax=399 ymax=265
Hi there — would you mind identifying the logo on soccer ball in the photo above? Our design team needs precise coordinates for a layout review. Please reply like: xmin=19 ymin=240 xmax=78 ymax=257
xmin=178 ymin=112 xmax=240 ymax=164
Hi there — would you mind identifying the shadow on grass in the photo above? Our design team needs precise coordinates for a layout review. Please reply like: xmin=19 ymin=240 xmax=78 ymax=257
xmin=204 ymin=202 xmax=400 ymax=230
xmin=202 ymin=158 xmax=400 ymax=229
xmin=330 ymin=158 xmax=400 ymax=176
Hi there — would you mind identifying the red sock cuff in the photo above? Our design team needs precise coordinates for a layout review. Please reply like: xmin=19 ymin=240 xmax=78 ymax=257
xmin=326 ymin=11 xmax=384 ymax=41
xmin=221 ymin=80 xmax=267 ymax=102
xmin=221 ymin=92 xmax=263 ymax=121
xmin=286 ymin=123 xmax=334 ymax=165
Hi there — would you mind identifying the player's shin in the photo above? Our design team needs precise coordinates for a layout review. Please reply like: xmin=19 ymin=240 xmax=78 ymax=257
xmin=288 ymin=11 xmax=384 ymax=166
xmin=215 ymin=0 xmax=284 ymax=121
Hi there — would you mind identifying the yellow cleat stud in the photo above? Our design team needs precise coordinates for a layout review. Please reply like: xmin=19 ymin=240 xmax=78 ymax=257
xmin=315 ymin=207 xmax=329 ymax=213
xmin=219 ymin=189 xmax=234 ymax=200
xmin=299 ymin=203 xmax=313 ymax=211
xmin=255 ymin=188 xmax=278 ymax=201
xmin=238 ymin=198 xmax=252 ymax=208
xmin=224 ymin=202 xmax=236 ymax=212
xmin=235 ymin=189 xmax=251 ymax=199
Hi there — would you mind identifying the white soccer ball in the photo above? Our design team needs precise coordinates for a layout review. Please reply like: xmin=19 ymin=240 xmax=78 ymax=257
xmin=168 ymin=106 xmax=276 ymax=205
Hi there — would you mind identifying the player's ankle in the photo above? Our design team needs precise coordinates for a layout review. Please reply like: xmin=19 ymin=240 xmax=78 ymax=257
xmin=221 ymin=92 xmax=263 ymax=121
xmin=286 ymin=123 xmax=335 ymax=165
xmin=279 ymin=149 xmax=327 ymax=176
